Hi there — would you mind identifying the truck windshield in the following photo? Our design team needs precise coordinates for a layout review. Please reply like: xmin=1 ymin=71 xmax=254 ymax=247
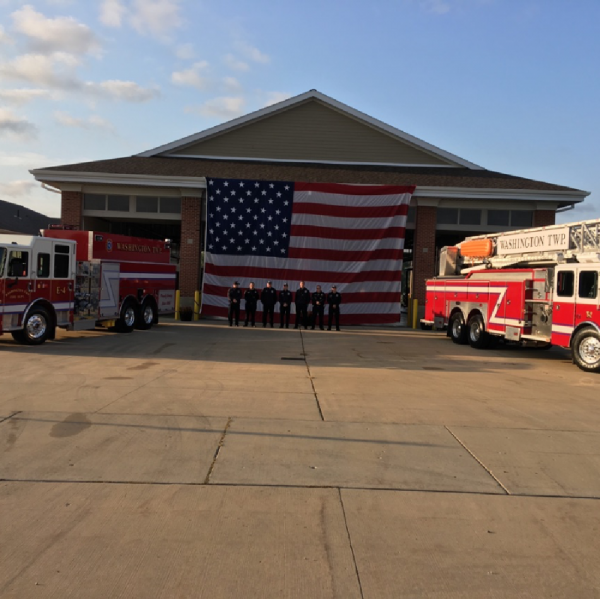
xmin=0 ymin=247 xmax=6 ymax=277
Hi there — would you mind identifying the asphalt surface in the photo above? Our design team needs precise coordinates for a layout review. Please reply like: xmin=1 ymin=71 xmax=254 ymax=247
xmin=1 ymin=320 xmax=600 ymax=598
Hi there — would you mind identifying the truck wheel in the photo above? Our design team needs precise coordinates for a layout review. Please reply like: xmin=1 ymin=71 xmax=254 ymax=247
xmin=136 ymin=300 xmax=156 ymax=330
xmin=468 ymin=314 xmax=490 ymax=349
xmin=572 ymin=328 xmax=600 ymax=373
xmin=449 ymin=313 xmax=468 ymax=345
xmin=11 ymin=307 xmax=53 ymax=345
xmin=115 ymin=301 xmax=137 ymax=333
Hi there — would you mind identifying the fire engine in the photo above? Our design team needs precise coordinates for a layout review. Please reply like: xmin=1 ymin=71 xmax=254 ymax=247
xmin=422 ymin=218 xmax=600 ymax=373
xmin=0 ymin=228 xmax=176 ymax=345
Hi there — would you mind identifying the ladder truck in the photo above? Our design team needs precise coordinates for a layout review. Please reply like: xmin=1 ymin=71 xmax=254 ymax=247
xmin=0 ymin=228 xmax=176 ymax=345
xmin=421 ymin=218 xmax=600 ymax=373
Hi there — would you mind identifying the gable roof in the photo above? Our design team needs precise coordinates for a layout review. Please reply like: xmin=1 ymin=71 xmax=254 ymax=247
xmin=137 ymin=90 xmax=483 ymax=170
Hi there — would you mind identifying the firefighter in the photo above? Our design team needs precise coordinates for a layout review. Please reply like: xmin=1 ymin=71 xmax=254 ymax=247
xmin=327 ymin=285 xmax=342 ymax=331
xmin=294 ymin=281 xmax=311 ymax=329
xmin=227 ymin=281 xmax=242 ymax=326
xmin=279 ymin=283 xmax=293 ymax=328
xmin=311 ymin=285 xmax=326 ymax=330
xmin=244 ymin=282 xmax=259 ymax=327
xmin=261 ymin=280 xmax=278 ymax=327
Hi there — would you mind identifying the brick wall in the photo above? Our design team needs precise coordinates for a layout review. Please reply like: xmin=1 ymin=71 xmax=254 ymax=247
xmin=533 ymin=210 xmax=556 ymax=227
xmin=179 ymin=195 xmax=203 ymax=299
xmin=61 ymin=191 xmax=83 ymax=228
xmin=412 ymin=205 xmax=437 ymax=304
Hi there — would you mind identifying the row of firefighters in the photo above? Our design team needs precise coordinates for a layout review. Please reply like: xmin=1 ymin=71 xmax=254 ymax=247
xmin=227 ymin=281 xmax=342 ymax=329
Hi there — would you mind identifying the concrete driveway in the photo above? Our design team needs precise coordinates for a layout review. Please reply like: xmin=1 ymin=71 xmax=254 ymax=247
xmin=1 ymin=321 xmax=600 ymax=598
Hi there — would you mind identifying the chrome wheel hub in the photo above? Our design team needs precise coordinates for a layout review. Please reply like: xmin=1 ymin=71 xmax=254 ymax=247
xmin=452 ymin=320 xmax=462 ymax=337
xmin=579 ymin=337 xmax=600 ymax=366
xmin=143 ymin=305 xmax=153 ymax=324
xmin=26 ymin=314 xmax=47 ymax=339
xmin=124 ymin=307 xmax=136 ymax=327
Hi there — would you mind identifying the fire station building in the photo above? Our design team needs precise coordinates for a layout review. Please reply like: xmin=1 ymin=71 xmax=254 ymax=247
xmin=30 ymin=90 xmax=588 ymax=310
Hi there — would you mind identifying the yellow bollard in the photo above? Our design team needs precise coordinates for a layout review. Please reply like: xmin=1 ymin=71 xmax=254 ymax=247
xmin=174 ymin=290 xmax=181 ymax=321
xmin=412 ymin=299 xmax=419 ymax=330
xmin=406 ymin=295 xmax=412 ymax=328
xmin=194 ymin=290 xmax=201 ymax=321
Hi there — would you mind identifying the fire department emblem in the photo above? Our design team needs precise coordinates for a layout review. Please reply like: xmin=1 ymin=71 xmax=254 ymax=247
xmin=106 ymin=239 xmax=113 ymax=252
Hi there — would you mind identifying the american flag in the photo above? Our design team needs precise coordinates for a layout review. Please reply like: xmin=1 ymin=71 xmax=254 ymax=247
xmin=201 ymin=178 xmax=415 ymax=325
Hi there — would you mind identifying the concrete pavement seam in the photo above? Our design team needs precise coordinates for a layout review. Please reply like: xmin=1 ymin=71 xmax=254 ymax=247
xmin=445 ymin=425 xmax=511 ymax=495
xmin=338 ymin=488 xmax=365 ymax=599
xmin=299 ymin=330 xmax=325 ymax=421
xmin=204 ymin=417 xmax=232 ymax=484
xmin=0 ymin=411 xmax=22 ymax=424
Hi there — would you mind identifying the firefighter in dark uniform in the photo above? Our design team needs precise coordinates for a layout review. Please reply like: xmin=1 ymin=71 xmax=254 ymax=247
xmin=227 ymin=281 xmax=242 ymax=326
xmin=244 ymin=282 xmax=259 ymax=327
xmin=261 ymin=281 xmax=278 ymax=327
xmin=311 ymin=285 xmax=326 ymax=330
xmin=294 ymin=281 xmax=311 ymax=329
xmin=279 ymin=283 xmax=293 ymax=328
xmin=327 ymin=285 xmax=342 ymax=331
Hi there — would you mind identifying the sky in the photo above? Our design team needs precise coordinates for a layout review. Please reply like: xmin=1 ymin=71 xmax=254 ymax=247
xmin=0 ymin=0 xmax=599 ymax=224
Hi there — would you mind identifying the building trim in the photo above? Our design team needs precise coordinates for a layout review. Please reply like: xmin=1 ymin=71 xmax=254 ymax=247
xmin=414 ymin=186 xmax=588 ymax=203
xmin=136 ymin=90 xmax=484 ymax=170
xmin=30 ymin=170 xmax=587 ymax=207
xmin=163 ymin=153 xmax=460 ymax=169
xmin=30 ymin=169 xmax=207 ymax=191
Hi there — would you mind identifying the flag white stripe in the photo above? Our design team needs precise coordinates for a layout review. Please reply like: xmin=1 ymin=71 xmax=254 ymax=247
xmin=289 ymin=236 xmax=404 ymax=251
xmin=206 ymin=253 xmax=402 ymax=272
xmin=291 ymin=213 xmax=407 ymax=230
xmin=295 ymin=190 xmax=412 ymax=208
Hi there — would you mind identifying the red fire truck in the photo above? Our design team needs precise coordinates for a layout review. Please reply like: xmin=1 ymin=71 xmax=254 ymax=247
xmin=422 ymin=219 xmax=600 ymax=373
xmin=0 ymin=229 xmax=176 ymax=345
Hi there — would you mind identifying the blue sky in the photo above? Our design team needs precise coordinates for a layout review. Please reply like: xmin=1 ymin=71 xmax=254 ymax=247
xmin=0 ymin=0 xmax=598 ymax=223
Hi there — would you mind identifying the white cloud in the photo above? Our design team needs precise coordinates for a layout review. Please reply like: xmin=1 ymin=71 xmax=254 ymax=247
xmin=0 ymin=53 xmax=159 ymax=101
xmin=262 ymin=91 xmax=292 ymax=107
xmin=0 ymin=151 xmax=55 ymax=167
xmin=236 ymin=42 xmax=270 ymax=64
xmin=171 ymin=61 xmax=210 ymax=90
xmin=0 ymin=88 xmax=50 ymax=105
xmin=0 ymin=108 xmax=38 ymax=140
xmin=224 ymin=54 xmax=249 ymax=72
xmin=0 ymin=24 xmax=13 ymax=44
xmin=130 ymin=0 xmax=182 ymax=38
xmin=175 ymin=43 xmax=194 ymax=60
xmin=91 ymin=79 xmax=159 ymax=102
xmin=0 ymin=179 xmax=36 ymax=197
xmin=54 ymin=110 xmax=115 ymax=131
xmin=11 ymin=5 xmax=101 ymax=55
xmin=0 ymin=52 xmax=83 ymax=90
xmin=419 ymin=0 xmax=451 ymax=14
xmin=99 ymin=0 xmax=127 ymax=27
xmin=222 ymin=76 xmax=242 ymax=93
xmin=187 ymin=96 xmax=246 ymax=120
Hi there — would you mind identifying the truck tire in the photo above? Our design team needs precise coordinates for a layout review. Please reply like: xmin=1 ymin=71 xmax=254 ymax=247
xmin=449 ymin=312 xmax=468 ymax=345
xmin=136 ymin=299 xmax=156 ymax=330
xmin=468 ymin=314 xmax=491 ymax=349
xmin=11 ymin=307 xmax=53 ymax=345
xmin=115 ymin=300 xmax=137 ymax=333
xmin=572 ymin=328 xmax=600 ymax=373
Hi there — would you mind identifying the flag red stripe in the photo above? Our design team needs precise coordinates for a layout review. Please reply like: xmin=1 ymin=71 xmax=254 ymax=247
xmin=292 ymin=202 xmax=408 ymax=218
xmin=202 ymin=284 xmax=401 ymax=304
xmin=288 ymin=247 xmax=404 ymax=262
xmin=294 ymin=182 xmax=416 ymax=195
xmin=204 ymin=262 xmax=402 ymax=283
xmin=290 ymin=224 xmax=406 ymax=240
xmin=201 ymin=304 xmax=400 ymax=325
